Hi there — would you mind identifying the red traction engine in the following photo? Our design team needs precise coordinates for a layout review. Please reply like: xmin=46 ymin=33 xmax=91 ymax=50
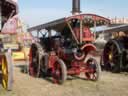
xmin=29 ymin=14 xmax=110 ymax=84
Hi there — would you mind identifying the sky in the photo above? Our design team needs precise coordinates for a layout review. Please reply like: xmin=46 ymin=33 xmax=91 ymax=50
xmin=18 ymin=0 xmax=128 ymax=27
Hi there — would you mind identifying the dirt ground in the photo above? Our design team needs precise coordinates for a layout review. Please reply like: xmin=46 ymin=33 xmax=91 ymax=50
xmin=0 ymin=60 xmax=128 ymax=96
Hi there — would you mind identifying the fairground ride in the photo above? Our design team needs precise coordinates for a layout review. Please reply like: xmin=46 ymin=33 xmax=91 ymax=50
xmin=0 ymin=0 xmax=18 ymax=90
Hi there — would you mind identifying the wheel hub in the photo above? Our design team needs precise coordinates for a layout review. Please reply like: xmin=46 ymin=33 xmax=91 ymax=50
xmin=109 ymin=52 xmax=113 ymax=61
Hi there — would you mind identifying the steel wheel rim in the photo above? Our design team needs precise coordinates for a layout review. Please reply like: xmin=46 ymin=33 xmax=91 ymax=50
xmin=1 ymin=56 xmax=8 ymax=89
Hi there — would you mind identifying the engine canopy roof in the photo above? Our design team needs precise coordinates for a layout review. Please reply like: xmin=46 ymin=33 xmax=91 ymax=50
xmin=28 ymin=14 xmax=110 ymax=33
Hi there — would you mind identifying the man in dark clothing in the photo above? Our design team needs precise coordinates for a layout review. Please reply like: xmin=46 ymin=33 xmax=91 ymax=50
xmin=0 ymin=38 xmax=3 ymax=52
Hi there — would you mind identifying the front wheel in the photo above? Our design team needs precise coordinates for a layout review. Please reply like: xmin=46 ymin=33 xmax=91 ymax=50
xmin=52 ymin=58 xmax=67 ymax=84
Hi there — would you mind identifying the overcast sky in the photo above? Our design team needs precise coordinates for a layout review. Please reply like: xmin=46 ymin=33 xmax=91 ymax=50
xmin=18 ymin=0 xmax=128 ymax=27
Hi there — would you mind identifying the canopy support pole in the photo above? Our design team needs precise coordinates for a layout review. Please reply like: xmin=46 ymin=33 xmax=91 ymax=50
xmin=94 ymin=21 xmax=96 ymax=40
xmin=80 ymin=20 xmax=83 ymax=43
xmin=67 ymin=21 xmax=79 ymax=44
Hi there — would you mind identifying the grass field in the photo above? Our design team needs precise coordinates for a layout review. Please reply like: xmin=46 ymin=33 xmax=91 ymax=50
xmin=0 ymin=61 xmax=128 ymax=96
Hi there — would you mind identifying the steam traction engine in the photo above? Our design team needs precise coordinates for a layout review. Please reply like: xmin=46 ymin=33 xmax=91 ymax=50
xmin=102 ymin=32 xmax=128 ymax=73
xmin=28 ymin=14 xmax=110 ymax=84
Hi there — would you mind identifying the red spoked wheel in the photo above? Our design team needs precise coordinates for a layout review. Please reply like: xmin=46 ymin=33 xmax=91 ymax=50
xmin=85 ymin=58 xmax=101 ymax=81
xmin=52 ymin=58 xmax=67 ymax=84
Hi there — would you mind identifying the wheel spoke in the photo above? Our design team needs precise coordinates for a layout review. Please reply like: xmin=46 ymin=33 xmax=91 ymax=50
xmin=111 ymin=44 xmax=115 ymax=52
xmin=1 ymin=56 xmax=8 ymax=89
xmin=2 ymin=79 xmax=7 ymax=89
xmin=113 ymin=48 xmax=118 ymax=54
xmin=113 ymin=54 xmax=120 ymax=58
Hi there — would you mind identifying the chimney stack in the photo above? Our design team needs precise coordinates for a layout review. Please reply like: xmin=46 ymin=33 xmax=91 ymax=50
xmin=72 ymin=0 xmax=81 ymax=15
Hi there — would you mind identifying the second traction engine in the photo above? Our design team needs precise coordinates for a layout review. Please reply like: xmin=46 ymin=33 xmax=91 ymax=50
xmin=29 ymin=14 xmax=110 ymax=84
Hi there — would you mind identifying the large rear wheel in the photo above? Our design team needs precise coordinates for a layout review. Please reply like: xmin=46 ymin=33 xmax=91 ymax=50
xmin=29 ymin=43 xmax=44 ymax=77
xmin=1 ymin=53 xmax=13 ymax=91
xmin=103 ymin=40 xmax=122 ymax=73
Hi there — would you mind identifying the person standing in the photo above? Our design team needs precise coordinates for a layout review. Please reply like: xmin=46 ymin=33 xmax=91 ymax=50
xmin=0 ymin=38 xmax=3 ymax=52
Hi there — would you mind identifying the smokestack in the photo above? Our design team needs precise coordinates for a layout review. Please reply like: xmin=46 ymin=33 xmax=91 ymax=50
xmin=72 ymin=0 xmax=81 ymax=15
